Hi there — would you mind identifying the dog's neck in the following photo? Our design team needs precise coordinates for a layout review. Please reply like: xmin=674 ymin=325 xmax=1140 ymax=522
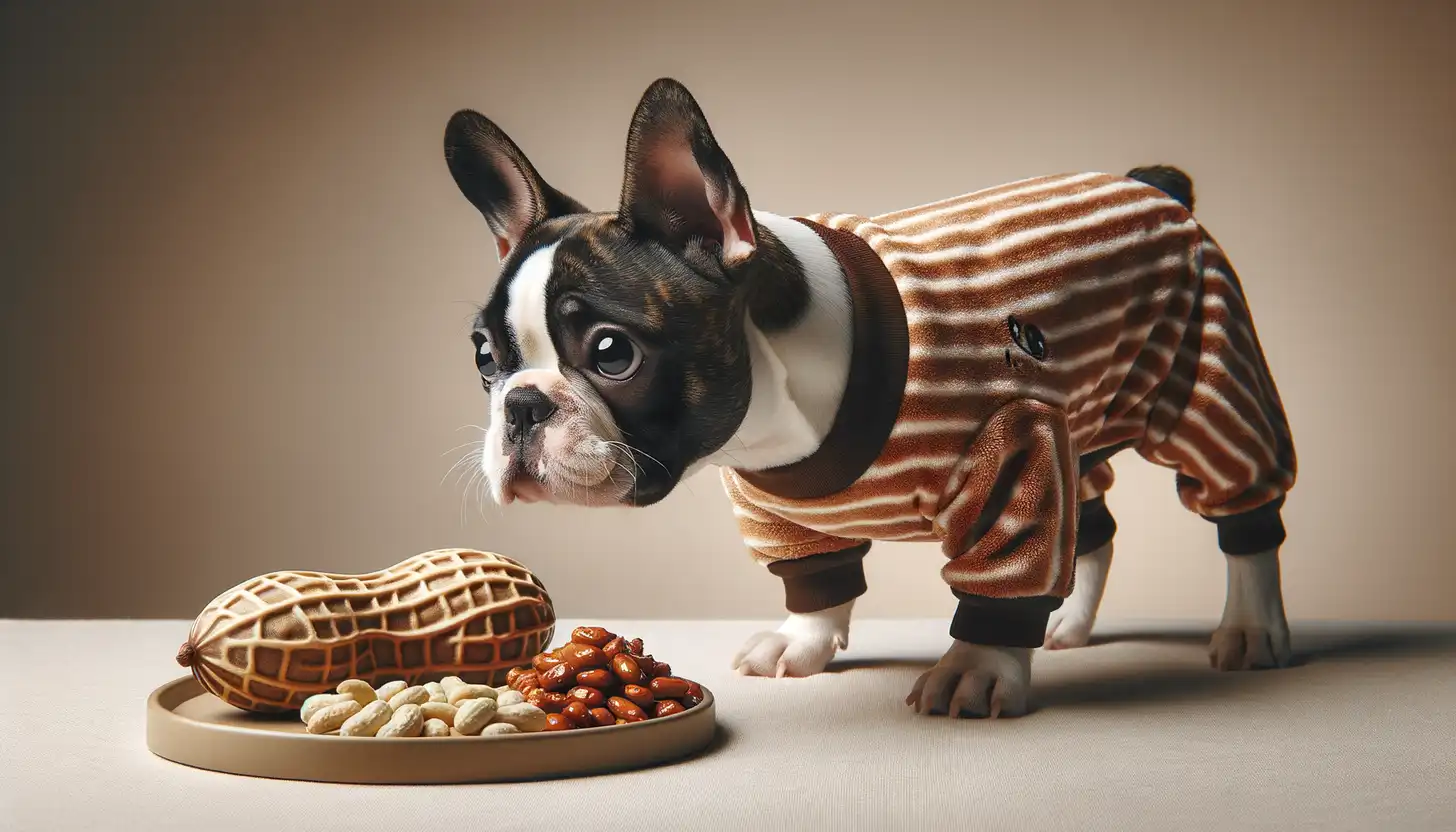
xmin=701 ymin=212 xmax=854 ymax=472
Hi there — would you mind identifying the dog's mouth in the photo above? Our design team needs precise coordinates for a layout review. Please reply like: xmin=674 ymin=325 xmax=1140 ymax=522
xmin=499 ymin=463 xmax=550 ymax=505
xmin=494 ymin=443 xmax=635 ymax=508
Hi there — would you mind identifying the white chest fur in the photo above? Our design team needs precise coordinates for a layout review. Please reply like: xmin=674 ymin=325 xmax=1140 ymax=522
xmin=701 ymin=212 xmax=854 ymax=472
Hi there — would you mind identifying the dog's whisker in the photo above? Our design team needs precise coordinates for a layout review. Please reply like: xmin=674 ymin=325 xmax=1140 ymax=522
xmin=442 ymin=448 xmax=483 ymax=488
xmin=440 ymin=438 xmax=486 ymax=458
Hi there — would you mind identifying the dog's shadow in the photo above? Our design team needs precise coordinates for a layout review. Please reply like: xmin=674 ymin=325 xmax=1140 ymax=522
xmin=824 ymin=626 xmax=1456 ymax=712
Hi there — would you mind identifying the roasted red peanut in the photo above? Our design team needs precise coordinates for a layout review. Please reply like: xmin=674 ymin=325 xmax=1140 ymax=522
xmin=562 ymin=700 xmax=595 ymax=728
xmin=558 ymin=643 xmax=609 ymax=671
xmin=527 ymin=688 xmax=570 ymax=713
xmin=575 ymin=668 xmax=614 ymax=687
xmin=567 ymin=686 xmax=606 ymax=708
xmin=648 ymin=676 xmax=691 ymax=699
xmin=509 ymin=671 xmax=539 ymax=694
xmin=571 ymin=626 xmax=615 ymax=647
xmin=506 ymin=626 xmax=703 ymax=730
xmin=538 ymin=662 xmax=576 ymax=692
xmin=610 ymin=654 xmax=646 ymax=686
xmin=607 ymin=696 xmax=647 ymax=723
xmin=623 ymin=685 xmax=655 ymax=707
xmin=506 ymin=666 xmax=527 ymax=685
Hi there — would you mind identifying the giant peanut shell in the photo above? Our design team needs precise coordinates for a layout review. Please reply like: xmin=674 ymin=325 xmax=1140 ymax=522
xmin=176 ymin=549 xmax=555 ymax=713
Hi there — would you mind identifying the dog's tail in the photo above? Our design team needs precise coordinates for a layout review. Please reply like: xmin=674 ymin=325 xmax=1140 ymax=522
xmin=1126 ymin=165 xmax=1194 ymax=212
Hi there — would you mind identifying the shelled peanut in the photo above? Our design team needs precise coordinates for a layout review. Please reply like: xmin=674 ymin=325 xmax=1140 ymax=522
xmin=504 ymin=626 xmax=705 ymax=731
xmin=298 ymin=675 xmax=547 ymax=737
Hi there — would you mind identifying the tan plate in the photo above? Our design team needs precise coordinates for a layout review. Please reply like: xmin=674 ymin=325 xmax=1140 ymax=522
xmin=146 ymin=676 xmax=717 ymax=784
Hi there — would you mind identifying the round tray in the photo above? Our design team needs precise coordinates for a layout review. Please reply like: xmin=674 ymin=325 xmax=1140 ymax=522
xmin=146 ymin=676 xmax=718 ymax=784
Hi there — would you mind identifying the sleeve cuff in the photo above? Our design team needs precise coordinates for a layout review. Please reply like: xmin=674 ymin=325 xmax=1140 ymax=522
xmin=765 ymin=543 xmax=870 ymax=613
xmin=1076 ymin=495 xmax=1117 ymax=555
xmin=950 ymin=593 xmax=1063 ymax=648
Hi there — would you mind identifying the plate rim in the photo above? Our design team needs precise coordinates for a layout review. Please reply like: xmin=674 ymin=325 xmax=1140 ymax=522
xmin=145 ymin=675 xmax=718 ymax=783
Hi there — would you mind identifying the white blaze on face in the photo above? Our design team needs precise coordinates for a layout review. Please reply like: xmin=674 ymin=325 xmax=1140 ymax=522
xmin=484 ymin=243 xmax=563 ymax=504
xmin=505 ymin=243 xmax=563 ymax=371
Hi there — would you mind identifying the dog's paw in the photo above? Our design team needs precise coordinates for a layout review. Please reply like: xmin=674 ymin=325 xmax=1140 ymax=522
xmin=1043 ymin=608 xmax=1094 ymax=649
xmin=1209 ymin=625 xmax=1292 ymax=671
xmin=1043 ymin=542 xmax=1112 ymax=650
xmin=731 ymin=601 xmax=852 ymax=678
xmin=906 ymin=640 xmax=1032 ymax=718
xmin=1211 ymin=550 xmax=1293 ymax=671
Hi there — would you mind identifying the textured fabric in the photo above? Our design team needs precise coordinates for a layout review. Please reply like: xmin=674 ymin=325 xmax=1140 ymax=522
xmin=5 ymin=619 xmax=1453 ymax=832
xmin=722 ymin=172 xmax=1297 ymax=642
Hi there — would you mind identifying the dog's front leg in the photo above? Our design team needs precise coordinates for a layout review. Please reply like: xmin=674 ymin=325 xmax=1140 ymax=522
xmin=907 ymin=641 xmax=1032 ymax=718
xmin=732 ymin=599 xmax=854 ymax=677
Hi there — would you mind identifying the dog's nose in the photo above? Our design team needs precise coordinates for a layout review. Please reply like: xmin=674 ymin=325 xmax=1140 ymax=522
xmin=503 ymin=386 xmax=557 ymax=440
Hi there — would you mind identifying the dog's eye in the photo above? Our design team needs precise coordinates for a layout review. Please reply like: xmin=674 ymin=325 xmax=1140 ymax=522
xmin=471 ymin=330 xmax=498 ymax=379
xmin=590 ymin=330 xmax=641 ymax=380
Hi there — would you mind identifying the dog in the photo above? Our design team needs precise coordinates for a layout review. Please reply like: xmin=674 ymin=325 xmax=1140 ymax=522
xmin=442 ymin=78 xmax=1297 ymax=719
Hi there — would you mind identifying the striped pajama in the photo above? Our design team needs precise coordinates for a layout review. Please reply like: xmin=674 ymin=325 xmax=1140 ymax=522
xmin=721 ymin=171 xmax=1297 ymax=647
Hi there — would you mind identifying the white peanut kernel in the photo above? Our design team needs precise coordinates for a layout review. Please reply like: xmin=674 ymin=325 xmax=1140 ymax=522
xmin=447 ymin=684 xmax=497 ymax=706
xmin=387 ymin=685 xmax=431 ymax=710
xmin=419 ymin=702 xmax=458 ymax=726
xmin=377 ymin=703 xmax=425 ymax=738
xmin=339 ymin=700 xmax=392 ymax=737
xmin=306 ymin=699 xmax=362 ymax=735
xmin=336 ymin=679 xmax=377 ymax=706
xmin=453 ymin=697 xmax=498 ymax=735
xmin=492 ymin=702 xmax=547 ymax=733
xmin=374 ymin=680 xmax=408 ymax=701
xmin=300 ymin=693 xmax=351 ymax=724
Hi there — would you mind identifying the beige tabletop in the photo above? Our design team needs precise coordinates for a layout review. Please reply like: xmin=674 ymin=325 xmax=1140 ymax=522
xmin=2 ymin=618 xmax=1454 ymax=831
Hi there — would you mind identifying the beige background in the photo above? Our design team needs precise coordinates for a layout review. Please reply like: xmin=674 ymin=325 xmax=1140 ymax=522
xmin=2 ymin=0 xmax=1452 ymax=621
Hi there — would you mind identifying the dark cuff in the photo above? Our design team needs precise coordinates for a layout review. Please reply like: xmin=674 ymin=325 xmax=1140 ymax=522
xmin=1205 ymin=496 xmax=1286 ymax=555
xmin=950 ymin=593 xmax=1064 ymax=648
xmin=766 ymin=543 xmax=870 ymax=613
xmin=1076 ymin=496 xmax=1117 ymax=556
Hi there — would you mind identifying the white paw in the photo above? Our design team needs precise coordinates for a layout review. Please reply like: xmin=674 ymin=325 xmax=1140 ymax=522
xmin=1044 ymin=542 xmax=1112 ymax=650
xmin=1211 ymin=549 xmax=1293 ymax=671
xmin=906 ymin=640 xmax=1032 ymax=719
xmin=731 ymin=601 xmax=852 ymax=678
xmin=1209 ymin=625 xmax=1292 ymax=670
xmin=1044 ymin=608 xmax=1094 ymax=650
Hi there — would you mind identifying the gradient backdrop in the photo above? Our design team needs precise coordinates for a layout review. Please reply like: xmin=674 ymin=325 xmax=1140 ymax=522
xmin=3 ymin=0 xmax=1453 ymax=622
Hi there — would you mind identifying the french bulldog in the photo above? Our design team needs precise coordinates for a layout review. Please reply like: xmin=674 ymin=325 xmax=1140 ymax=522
xmin=442 ymin=78 xmax=1296 ymax=718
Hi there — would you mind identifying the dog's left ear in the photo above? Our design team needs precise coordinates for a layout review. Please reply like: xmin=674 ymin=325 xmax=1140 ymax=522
xmin=444 ymin=110 xmax=588 ymax=261
xmin=618 ymin=78 xmax=756 ymax=266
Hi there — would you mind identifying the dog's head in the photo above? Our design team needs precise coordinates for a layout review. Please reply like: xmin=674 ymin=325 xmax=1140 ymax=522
xmin=445 ymin=79 xmax=791 ymax=507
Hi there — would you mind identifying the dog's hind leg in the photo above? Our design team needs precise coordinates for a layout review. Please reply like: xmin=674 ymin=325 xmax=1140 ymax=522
xmin=1135 ymin=233 xmax=1297 ymax=670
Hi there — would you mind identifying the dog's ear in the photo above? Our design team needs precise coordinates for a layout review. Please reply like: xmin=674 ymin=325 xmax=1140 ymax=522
xmin=618 ymin=78 xmax=756 ymax=266
xmin=444 ymin=110 xmax=588 ymax=261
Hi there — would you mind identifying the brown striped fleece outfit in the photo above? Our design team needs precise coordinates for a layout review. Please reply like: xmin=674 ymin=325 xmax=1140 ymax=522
xmin=721 ymin=172 xmax=1297 ymax=648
